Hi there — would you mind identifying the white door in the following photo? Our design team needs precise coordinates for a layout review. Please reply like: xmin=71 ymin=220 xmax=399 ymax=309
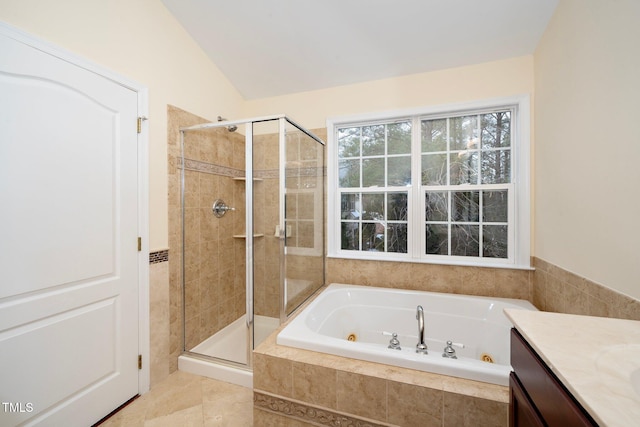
xmin=0 ymin=29 xmax=140 ymax=426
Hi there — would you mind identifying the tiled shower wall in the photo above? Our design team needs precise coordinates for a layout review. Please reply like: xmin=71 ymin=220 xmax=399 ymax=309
xmin=181 ymin=160 xmax=247 ymax=351
xmin=166 ymin=106 xmax=290 ymax=373
xmin=168 ymin=106 xmax=246 ymax=369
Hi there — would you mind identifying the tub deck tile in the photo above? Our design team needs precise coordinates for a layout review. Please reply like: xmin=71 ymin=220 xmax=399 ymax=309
xmin=292 ymin=362 xmax=338 ymax=410
xmin=336 ymin=371 xmax=387 ymax=421
xmin=254 ymin=313 xmax=510 ymax=427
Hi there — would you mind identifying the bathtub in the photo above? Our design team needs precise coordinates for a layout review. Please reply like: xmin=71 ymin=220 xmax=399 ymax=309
xmin=276 ymin=283 xmax=537 ymax=386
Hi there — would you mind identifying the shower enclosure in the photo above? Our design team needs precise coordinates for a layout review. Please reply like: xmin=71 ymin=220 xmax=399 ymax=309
xmin=177 ymin=115 xmax=325 ymax=386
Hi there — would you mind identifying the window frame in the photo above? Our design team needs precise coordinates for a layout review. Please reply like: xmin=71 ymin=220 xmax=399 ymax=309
xmin=326 ymin=95 xmax=531 ymax=269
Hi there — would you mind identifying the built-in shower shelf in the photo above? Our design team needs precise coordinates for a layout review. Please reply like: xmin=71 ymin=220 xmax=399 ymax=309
xmin=233 ymin=177 xmax=263 ymax=182
xmin=232 ymin=233 xmax=265 ymax=239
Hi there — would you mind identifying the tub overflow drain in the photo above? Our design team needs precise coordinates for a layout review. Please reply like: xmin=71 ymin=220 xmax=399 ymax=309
xmin=347 ymin=333 xmax=357 ymax=342
xmin=480 ymin=353 xmax=494 ymax=363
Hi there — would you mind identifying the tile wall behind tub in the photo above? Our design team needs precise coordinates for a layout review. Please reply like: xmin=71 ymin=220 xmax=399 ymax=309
xmin=324 ymin=250 xmax=640 ymax=320
xmin=325 ymin=254 xmax=640 ymax=318
xmin=326 ymin=258 xmax=533 ymax=300
xmin=533 ymin=257 xmax=640 ymax=320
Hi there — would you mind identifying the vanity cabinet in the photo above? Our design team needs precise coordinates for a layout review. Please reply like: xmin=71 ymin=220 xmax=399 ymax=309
xmin=509 ymin=328 xmax=598 ymax=427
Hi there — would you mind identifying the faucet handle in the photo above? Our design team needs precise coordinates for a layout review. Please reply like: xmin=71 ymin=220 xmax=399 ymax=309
xmin=388 ymin=333 xmax=402 ymax=350
xmin=442 ymin=340 xmax=458 ymax=359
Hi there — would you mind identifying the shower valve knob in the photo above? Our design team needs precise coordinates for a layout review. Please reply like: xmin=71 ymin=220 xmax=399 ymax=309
xmin=212 ymin=199 xmax=235 ymax=218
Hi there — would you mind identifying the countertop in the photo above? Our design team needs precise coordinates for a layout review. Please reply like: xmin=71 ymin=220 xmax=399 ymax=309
xmin=504 ymin=309 xmax=640 ymax=427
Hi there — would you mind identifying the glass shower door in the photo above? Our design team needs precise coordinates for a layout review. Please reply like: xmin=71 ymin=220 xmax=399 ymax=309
xmin=181 ymin=124 xmax=249 ymax=367
xmin=250 ymin=119 xmax=283 ymax=349
xmin=283 ymin=119 xmax=325 ymax=316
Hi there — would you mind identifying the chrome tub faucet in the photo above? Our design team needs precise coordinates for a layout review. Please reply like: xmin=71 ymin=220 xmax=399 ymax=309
xmin=416 ymin=305 xmax=428 ymax=354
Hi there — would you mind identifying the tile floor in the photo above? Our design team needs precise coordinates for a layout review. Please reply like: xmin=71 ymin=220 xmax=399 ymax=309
xmin=99 ymin=371 xmax=253 ymax=426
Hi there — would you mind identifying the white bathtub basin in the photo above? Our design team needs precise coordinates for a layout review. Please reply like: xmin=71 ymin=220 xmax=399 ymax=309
xmin=277 ymin=283 xmax=538 ymax=386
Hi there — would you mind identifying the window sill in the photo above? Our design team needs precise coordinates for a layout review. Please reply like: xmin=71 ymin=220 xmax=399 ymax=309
xmin=326 ymin=252 xmax=535 ymax=271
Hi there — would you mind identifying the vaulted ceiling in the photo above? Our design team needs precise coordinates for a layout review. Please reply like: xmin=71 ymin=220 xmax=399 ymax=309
xmin=161 ymin=0 xmax=558 ymax=99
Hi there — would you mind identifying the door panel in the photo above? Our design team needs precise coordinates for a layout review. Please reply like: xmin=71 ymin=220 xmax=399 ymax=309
xmin=0 ymin=29 xmax=139 ymax=426
xmin=1 ymin=49 xmax=120 ymax=298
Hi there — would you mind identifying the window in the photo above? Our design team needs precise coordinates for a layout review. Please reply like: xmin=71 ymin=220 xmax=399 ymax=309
xmin=327 ymin=96 xmax=530 ymax=268
xmin=338 ymin=121 xmax=411 ymax=254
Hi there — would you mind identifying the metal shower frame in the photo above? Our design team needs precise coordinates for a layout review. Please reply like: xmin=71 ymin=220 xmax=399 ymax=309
xmin=179 ymin=114 xmax=325 ymax=370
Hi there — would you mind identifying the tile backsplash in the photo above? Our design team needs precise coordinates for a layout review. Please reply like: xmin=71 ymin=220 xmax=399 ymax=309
xmin=532 ymin=257 xmax=640 ymax=321
xmin=326 ymin=257 xmax=639 ymax=320
xmin=326 ymin=257 xmax=532 ymax=300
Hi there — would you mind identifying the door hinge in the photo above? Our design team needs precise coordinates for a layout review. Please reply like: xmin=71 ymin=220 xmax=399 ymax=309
xmin=137 ymin=116 xmax=147 ymax=134
xmin=138 ymin=354 xmax=142 ymax=370
xmin=137 ymin=237 xmax=142 ymax=251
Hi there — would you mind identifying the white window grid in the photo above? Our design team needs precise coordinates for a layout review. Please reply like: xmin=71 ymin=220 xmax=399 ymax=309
xmin=327 ymin=96 xmax=531 ymax=269
xmin=339 ymin=189 xmax=410 ymax=253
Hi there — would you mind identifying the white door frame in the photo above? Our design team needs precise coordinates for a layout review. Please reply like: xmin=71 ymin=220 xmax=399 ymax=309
xmin=0 ymin=21 xmax=151 ymax=395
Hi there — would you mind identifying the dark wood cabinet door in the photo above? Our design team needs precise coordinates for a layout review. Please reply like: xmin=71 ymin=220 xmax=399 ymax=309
xmin=510 ymin=372 xmax=546 ymax=427
xmin=510 ymin=329 xmax=598 ymax=427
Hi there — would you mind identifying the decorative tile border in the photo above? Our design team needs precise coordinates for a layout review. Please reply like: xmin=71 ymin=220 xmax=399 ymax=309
xmin=253 ymin=391 xmax=387 ymax=427
xmin=260 ymin=167 xmax=325 ymax=180
xmin=179 ymin=157 xmax=244 ymax=178
xmin=149 ymin=249 xmax=168 ymax=264
xmin=256 ymin=169 xmax=278 ymax=180
xmin=178 ymin=156 xmax=325 ymax=180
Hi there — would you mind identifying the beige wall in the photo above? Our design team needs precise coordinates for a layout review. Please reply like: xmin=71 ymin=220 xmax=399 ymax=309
xmin=244 ymin=56 xmax=534 ymax=130
xmin=0 ymin=0 xmax=244 ymax=251
xmin=534 ymin=0 xmax=640 ymax=300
